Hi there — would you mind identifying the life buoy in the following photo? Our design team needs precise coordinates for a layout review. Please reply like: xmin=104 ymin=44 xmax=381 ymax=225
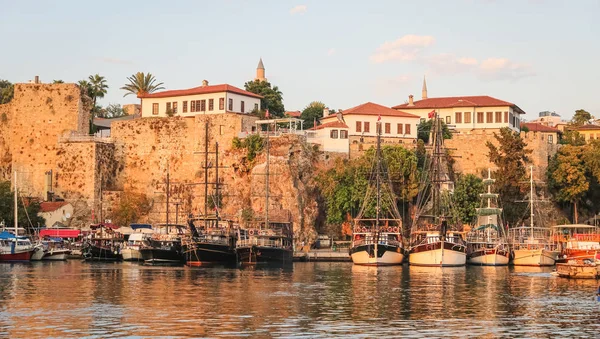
xmin=362 ymin=227 xmax=367 ymax=233
xmin=249 ymin=229 xmax=255 ymax=235
xmin=393 ymin=227 xmax=399 ymax=233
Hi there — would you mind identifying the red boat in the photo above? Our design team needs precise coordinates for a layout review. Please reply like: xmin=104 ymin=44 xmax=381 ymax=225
xmin=553 ymin=224 xmax=600 ymax=263
xmin=0 ymin=231 xmax=35 ymax=262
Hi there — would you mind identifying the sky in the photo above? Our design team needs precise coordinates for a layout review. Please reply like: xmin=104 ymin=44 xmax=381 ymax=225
xmin=1 ymin=0 xmax=598 ymax=121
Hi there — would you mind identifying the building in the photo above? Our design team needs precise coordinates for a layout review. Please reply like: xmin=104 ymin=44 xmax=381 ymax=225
xmin=38 ymin=201 xmax=74 ymax=228
xmin=392 ymin=79 xmax=525 ymax=133
xmin=309 ymin=102 xmax=420 ymax=154
xmin=520 ymin=122 xmax=560 ymax=145
xmin=531 ymin=111 xmax=563 ymax=127
xmin=574 ymin=124 xmax=600 ymax=142
xmin=140 ymin=61 xmax=266 ymax=118
xmin=93 ymin=115 xmax=137 ymax=137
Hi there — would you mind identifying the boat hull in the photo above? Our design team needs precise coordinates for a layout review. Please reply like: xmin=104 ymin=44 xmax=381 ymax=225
xmin=183 ymin=243 xmax=236 ymax=266
xmin=42 ymin=249 xmax=70 ymax=261
xmin=30 ymin=246 xmax=45 ymax=261
xmin=349 ymin=243 xmax=404 ymax=266
xmin=512 ymin=248 xmax=559 ymax=266
xmin=83 ymin=243 xmax=122 ymax=261
xmin=0 ymin=250 xmax=33 ymax=262
xmin=236 ymin=246 xmax=293 ymax=265
xmin=410 ymin=241 xmax=466 ymax=267
xmin=140 ymin=248 xmax=183 ymax=264
xmin=555 ymin=263 xmax=599 ymax=279
xmin=121 ymin=248 xmax=143 ymax=261
xmin=467 ymin=248 xmax=510 ymax=266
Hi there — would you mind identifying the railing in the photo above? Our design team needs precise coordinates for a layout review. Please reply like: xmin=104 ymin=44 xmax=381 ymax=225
xmin=237 ymin=237 xmax=290 ymax=249
xmin=59 ymin=133 xmax=113 ymax=144
xmin=237 ymin=130 xmax=306 ymax=139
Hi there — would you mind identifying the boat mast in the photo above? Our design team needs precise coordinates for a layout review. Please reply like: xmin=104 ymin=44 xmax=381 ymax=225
xmin=432 ymin=112 xmax=440 ymax=224
xmin=215 ymin=141 xmax=219 ymax=220
xmin=376 ymin=120 xmax=381 ymax=230
xmin=265 ymin=121 xmax=270 ymax=230
xmin=487 ymin=168 xmax=491 ymax=242
xmin=529 ymin=165 xmax=534 ymax=239
xmin=14 ymin=171 xmax=17 ymax=236
xmin=166 ymin=160 xmax=170 ymax=234
xmin=204 ymin=121 xmax=209 ymax=229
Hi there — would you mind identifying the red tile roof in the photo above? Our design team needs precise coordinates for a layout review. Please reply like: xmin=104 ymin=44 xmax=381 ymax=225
xmin=286 ymin=111 xmax=301 ymax=118
xmin=310 ymin=120 xmax=349 ymax=130
xmin=138 ymin=84 xmax=263 ymax=99
xmin=39 ymin=201 xmax=70 ymax=213
xmin=520 ymin=122 xmax=559 ymax=133
xmin=575 ymin=124 xmax=600 ymax=131
xmin=338 ymin=102 xmax=419 ymax=119
xmin=392 ymin=95 xmax=525 ymax=114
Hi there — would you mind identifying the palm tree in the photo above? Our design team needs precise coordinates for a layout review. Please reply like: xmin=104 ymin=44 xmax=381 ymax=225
xmin=120 ymin=72 xmax=165 ymax=97
xmin=88 ymin=74 xmax=108 ymax=108
xmin=77 ymin=80 xmax=93 ymax=98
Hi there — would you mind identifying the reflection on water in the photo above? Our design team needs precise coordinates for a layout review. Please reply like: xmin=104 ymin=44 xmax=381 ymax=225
xmin=0 ymin=262 xmax=598 ymax=338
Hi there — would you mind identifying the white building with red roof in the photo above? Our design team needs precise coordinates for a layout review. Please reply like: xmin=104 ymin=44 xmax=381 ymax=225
xmin=392 ymin=79 xmax=524 ymax=133
xmin=139 ymin=80 xmax=262 ymax=118
xmin=309 ymin=102 xmax=420 ymax=154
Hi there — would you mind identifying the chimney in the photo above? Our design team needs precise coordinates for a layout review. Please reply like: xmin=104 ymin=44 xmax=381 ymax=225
xmin=34 ymin=75 xmax=40 ymax=84
xmin=323 ymin=107 xmax=330 ymax=118
xmin=408 ymin=95 xmax=414 ymax=106
xmin=202 ymin=80 xmax=209 ymax=87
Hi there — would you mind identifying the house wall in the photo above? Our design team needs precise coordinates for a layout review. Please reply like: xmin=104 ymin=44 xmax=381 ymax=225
xmin=338 ymin=115 xmax=420 ymax=139
xmin=576 ymin=129 xmax=600 ymax=142
xmin=309 ymin=128 xmax=349 ymax=153
xmin=40 ymin=204 xmax=74 ymax=227
xmin=398 ymin=106 xmax=522 ymax=132
xmin=141 ymin=92 xmax=260 ymax=117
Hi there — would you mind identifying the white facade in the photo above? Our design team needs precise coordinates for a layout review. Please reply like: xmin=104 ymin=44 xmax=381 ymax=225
xmin=307 ymin=126 xmax=349 ymax=153
xmin=141 ymin=91 xmax=261 ymax=118
xmin=398 ymin=106 xmax=521 ymax=132
xmin=330 ymin=114 xmax=419 ymax=139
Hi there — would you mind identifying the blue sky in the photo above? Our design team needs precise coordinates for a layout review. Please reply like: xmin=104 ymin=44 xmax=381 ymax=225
xmin=1 ymin=0 xmax=598 ymax=120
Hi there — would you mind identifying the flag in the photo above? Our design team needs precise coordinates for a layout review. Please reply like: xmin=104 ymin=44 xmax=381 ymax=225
xmin=265 ymin=109 xmax=270 ymax=118
xmin=377 ymin=114 xmax=381 ymax=122
xmin=428 ymin=110 xmax=435 ymax=119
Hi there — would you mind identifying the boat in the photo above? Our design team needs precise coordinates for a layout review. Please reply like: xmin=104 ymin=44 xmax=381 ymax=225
xmin=409 ymin=112 xmax=467 ymax=267
xmin=508 ymin=166 xmax=560 ymax=266
xmin=121 ymin=232 xmax=150 ymax=261
xmin=183 ymin=215 xmax=237 ymax=266
xmin=0 ymin=172 xmax=35 ymax=262
xmin=552 ymin=224 xmax=600 ymax=263
xmin=82 ymin=223 xmax=124 ymax=261
xmin=554 ymin=259 xmax=599 ymax=279
xmin=466 ymin=169 xmax=510 ymax=266
xmin=39 ymin=237 xmax=72 ymax=260
xmin=349 ymin=118 xmax=405 ymax=266
xmin=235 ymin=119 xmax=293 ymax=265
xmin=139 ymin=224 xmax=186 ymax=265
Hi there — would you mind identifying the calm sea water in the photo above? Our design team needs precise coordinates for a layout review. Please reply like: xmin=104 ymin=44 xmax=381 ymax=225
xmin=0 ymin=261 xmax=598 ymax=338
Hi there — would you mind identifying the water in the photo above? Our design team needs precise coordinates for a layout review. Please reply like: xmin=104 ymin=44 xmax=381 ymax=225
xmin=0 ymin=262 xmax=598 ymax=338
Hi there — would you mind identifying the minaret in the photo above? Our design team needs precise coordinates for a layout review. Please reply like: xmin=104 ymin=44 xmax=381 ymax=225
xmin=422 ymin=75 xmax=428 ymax=100
xmin=255 ymin=58 xmax=266 ymax=82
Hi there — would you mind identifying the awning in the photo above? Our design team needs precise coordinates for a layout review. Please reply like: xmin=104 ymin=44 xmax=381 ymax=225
xmin=90 ymin=223 xmax=119 ymax=230
xmin=130 ymin=223 xmax=152 ymax=230
xmin=39 ymin=229 xmax=81 ymax=238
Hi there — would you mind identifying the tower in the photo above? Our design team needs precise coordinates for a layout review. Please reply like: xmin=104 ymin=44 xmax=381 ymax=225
xmin=255 ymin=58 xmax=266 ymax=82
xmin=422 ymin=75 xmax=428 ymax=100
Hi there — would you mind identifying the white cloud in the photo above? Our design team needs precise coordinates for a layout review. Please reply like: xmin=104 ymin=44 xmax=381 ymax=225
xmin=290 ymin=5 xmax=307 ymax=15
xmin=370 ymin=35 xmax=435 ymax=64
xmin=478 ymin=58 xmax=535 ymax=81
xmin=101 ymin=57 xmax=133 ymax=65
xmin=327 ymin=48 xmax=336 ymax=57
xmin=424 ymin=54 xmax=479 ymax=75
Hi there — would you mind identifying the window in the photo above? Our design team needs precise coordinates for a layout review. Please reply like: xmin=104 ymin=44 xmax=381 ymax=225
xmin=194 ymin=100 xmax=201 ymax=112
xmin=340 ymin=130 xmax=348 ymax=139
xmin=385 ymin=123 xmax=391 ymax=134
xmin=152 ymin=103 xmax=159 ymax=115
xmin=405 ymin=124 xmax=411 ymax=135
xmin=509 ymin=113 xmax=514 ymax=126
xmin=364 ymin=122 xmax=370 ymax=133
xmin=228 ymin=98 xmax=233 ymax=111
xmin=172 ymin=102 xmax=178 ymax=114
xmin=241 ymin=101 xmax=245 ymax=113
xmin=254 ymin=103 xmax=259 ymax=111
xmin=464 ymin=112 xmax=471 ymax=124
xmin=446 ymin=116 xmax=451 ymax=124
xmin=397 ymin=123 xmax=403 ymax=135
xmin=455 ymin=112 xmax=462 ymax=124
xmin=356 ymin=121 xmax=362 ymax=132
xmin=209 ymin=99 xmax=214 ymax=111
xmin=219 ymin=98 xmax=225 ymax=110
xmin=220 ymin=125 xmax=225 ymax=135
xmin=191 ymin=100 xmax=196 ymax=112
xmin=495 ymin=112 xmax=502 ymax=123
xmin=166 ymin=102 xmax=171 ymax=112
xmin=504 ymin=111 xmax=509 ymax=123
xmin=330 ymin=130 xmax=339 ymax=139
xmin=183 ymin=101 xmax=188 ymax=113
xmin=486 ymin=112 xmax=493 ymax=123
xmin=477 ymin=112 xmax=484 ymax=124
xmin=200 ymin=100 xmax=206 ymax=111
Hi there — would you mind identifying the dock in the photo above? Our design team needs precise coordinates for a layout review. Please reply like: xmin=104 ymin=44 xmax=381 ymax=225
xmin=293 ymin=248 xmax=351 ymax=262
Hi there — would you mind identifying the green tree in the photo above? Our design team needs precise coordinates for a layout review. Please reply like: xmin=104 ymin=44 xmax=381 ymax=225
xmin=52 ymin=80 xmax=64 ymax=84
xmin=486 ymin=127 xmax=531 ymax=226
xmin=231 ymin=134 xmax=264 ymax=162
xmin=417 ymin=119 xmax=452 ymax=143
xmin=111 ymin=190 xmax=152 ymax=226
xmin=101 ymin=103 xmax=127 ymax=118
xmin=547 ymin=145 xmax=588 ymax=223
xmin=300 ymin=101 xmax=327 ymax=127
xmin=453 ymin=174 xmax=484 ymax=224
xmin=0 ymin=80 xmax=14 ymax=104
xmin=0 ymin=181 xmax=45 ymax=232
xmin=244 ymin=80 xmax=285 ymax=117
xmin=560 ymin=129 xmax=586 ymax=146
xmin=571 ymin=109 xmax=593 ymax=126
xmin=88 ymin=74 xmax=108 ymax=108
xmin=120 ymin=72 xmax=165 ymax=97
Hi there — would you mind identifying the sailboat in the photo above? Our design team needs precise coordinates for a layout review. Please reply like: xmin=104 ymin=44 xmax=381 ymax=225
xmin=235 ymin=118 xmax=294 ymax=265
xmin=508 ymin=166 xmax=560 ymax=266
xmin=409 ymin=112 xmax=467 ymax=267
xmin=466 ymin=169 xmax=510 ymax=266
xmin=0 ymin=171 xmax=36 ymax=262
xmin=349 ymin=119 xmax=405 ymax=266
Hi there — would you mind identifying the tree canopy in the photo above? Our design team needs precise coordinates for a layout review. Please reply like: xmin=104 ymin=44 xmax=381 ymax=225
xmin=0 ymin=181 xmax=45 ymax=231
xmin=244 ymin=80 xmax=284 ymax=117
xmin=0 ymin=80 xmax=14 ymax=105
xmin=88 ymin=74 xmax=108 ymax=108
xmin=300 ymin=101 xmax=328 ymax=127
xmin=121 ymin=72 xmax=165 ymax=97
xmin=453 ymin=174 xmax=484 ymax=224
xmin=571 ymin=109 xmax=593 ymax=126
xmin=547 ymin=145 xmax=588 ymax=223
xmin=417 ymin=119 xmax=452 ymax=143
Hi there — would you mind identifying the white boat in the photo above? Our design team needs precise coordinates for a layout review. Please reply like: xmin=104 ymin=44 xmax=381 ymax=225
xmin=409 ymin=112 xmax=466 ymax=267
xmin=508 ymin=166 xmax=559 ymax=266
xmin=0 ymin=172 xmax=35 ymax=262
xmin=122 ymin=232 xmax=149 ymax=261
xmin=30 ymin=244 xmax=45 ymax=261
xmin=349 ymin=119 xmax=405 ymax=266
xmin=466 ymin=169 xmax=510 ymax=266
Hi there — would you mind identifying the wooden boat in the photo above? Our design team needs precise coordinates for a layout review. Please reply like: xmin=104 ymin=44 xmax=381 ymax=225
xmin=0 ymin=172 xmax=35 ymax=262
xmin=140 ymin=224 xmax=186 ymax=265
xmin=555 ymin=259 xmax=599 ymax=279
xmin=409 ymin=112 xmax=466 ymax=267
xmin=349 ymin=119 xmax=405 ymax=266
xmin=552 ymin=224 xmax=600 ymax=263
xmin=82 ymin=224 xmax=124 ymax=261
xmin=466 ymin=169 xmax=510 ymax=266
xmin=183 ymin=215 xmax=237 ymax=266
